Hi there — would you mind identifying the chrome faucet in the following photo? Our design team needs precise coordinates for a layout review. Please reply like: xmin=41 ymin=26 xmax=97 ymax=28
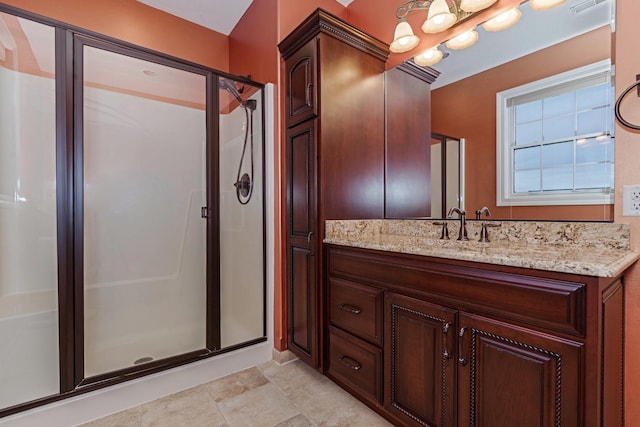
xmin=475 ymin=206 xmax=491 ymax=220
xmin=447 ymin=207 xmax=468 ymax=241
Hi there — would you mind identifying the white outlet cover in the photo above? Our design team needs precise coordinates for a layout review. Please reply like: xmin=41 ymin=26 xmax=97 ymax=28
xmin=622 ymin=184 xmax=640 ymax=216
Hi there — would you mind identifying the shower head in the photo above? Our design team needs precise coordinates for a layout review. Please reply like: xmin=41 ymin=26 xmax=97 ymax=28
xmin=219 ymin=78 xmax=256 ymax=111
xmin=219 ymin=78 xmax=244 ymax=105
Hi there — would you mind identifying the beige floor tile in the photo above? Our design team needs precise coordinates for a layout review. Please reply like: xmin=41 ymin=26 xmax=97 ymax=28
xmin=78 ymin=407 xmax=142 ymax=427
xmin=217 ymin=383 xmax=300 ymax=427
xmin=138 ymin=385 xmax=228 ymax=427
xmin=205 ymin=367 xmax=269 ymax=403
xmin=258 ymin=360 xmax=324 ymax=398
xmin=289 ymin=378 xmax=392 ymax=427
xmin=274 ymin=414 xmax=314 ymax=427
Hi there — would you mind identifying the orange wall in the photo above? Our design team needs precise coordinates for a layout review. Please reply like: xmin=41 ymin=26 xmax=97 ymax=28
xmin=0 ymin=0 xmax=229 ymax=71
xmin=615 ymin=0 xmax=640 ymax=425
xmin=431 ymin=26 xmax=612 ymax=220
xmin=229 ymin=0 xmax=278 ymax=84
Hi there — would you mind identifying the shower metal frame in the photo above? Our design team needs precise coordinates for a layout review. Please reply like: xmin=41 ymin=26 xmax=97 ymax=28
xmin=0 ymin=3 xmax=268 ymax=419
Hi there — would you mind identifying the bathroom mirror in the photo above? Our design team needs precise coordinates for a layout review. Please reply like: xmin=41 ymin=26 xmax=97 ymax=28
xmin=428 ymin=0 xmax=614 ymax=221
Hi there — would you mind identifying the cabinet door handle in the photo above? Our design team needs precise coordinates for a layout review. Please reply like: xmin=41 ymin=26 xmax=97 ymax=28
xmin=306 ymin=82 xmax=313 ymax=106
xmin=443 ymin=322 xmax=452 ymax=360
xmin=307 ymin=231 xmax=313 ymax=242
xmin=458 ymin=327 xmax=468 ymax=366
xmin=339 ymin=355 xmax=362 ymax=370
xmin=339 ymin=304 xmax=362 ymax=315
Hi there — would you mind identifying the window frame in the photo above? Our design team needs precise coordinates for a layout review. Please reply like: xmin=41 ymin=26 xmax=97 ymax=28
xmin=496 ymin=59 xmax=614 ymax=206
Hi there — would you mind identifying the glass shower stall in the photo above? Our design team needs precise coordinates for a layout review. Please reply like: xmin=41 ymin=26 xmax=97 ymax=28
xmin=0 ymin=8 xmax=266 ymax=414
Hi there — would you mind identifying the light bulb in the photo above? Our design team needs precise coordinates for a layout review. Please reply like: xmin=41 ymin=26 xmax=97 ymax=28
xmin=445 ymin=29 xmax=479 ymax=50
xmin=390 ymin=20 xmax=420 ymax=53
xmin=422 ymin=0 xmax=457 ymax=34
xmin=460 ymin=0 xmax=498 ymax=13
xmin=482 ymin=8 xmax=522 ymax=32
xmin=530 ymin=0 xmax=567 ymax=11
xmin=414 ymin=46 xmax=444 ymax=66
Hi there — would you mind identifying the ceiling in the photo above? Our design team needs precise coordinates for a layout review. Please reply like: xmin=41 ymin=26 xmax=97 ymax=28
xmin=136 ymin=0 xmax=355 ymax=35
xmin=136 ymin=0 xmax=612 ymax=89
xmin=431 ymin=0 xmax=612 ymax=88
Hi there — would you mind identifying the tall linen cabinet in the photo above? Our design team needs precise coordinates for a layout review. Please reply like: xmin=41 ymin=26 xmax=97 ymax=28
xmin=279 ymin=9 xmax=389 ymax=368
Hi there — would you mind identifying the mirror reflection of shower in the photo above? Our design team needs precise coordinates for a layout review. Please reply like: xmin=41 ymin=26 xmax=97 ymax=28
xmin=219 ymin=78 xmax=256 ymax=205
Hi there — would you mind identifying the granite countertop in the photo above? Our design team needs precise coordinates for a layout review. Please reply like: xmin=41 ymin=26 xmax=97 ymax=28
xmin=324 ymin=220 xmax=640 ymax=278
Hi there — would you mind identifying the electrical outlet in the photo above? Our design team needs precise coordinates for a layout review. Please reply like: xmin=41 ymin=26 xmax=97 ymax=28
xmin=623 ymin=185 xmax=640 ymax=216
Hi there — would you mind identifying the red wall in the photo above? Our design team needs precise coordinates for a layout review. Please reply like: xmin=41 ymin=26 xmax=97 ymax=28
xmin=229 ymin=0 xmax=279 ymax=84
xmin=0 ymin=0 xmax=229 ymax=70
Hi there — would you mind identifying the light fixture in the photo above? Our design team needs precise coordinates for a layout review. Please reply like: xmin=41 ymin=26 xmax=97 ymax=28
xmin=390 ymin=20 xmax=421 ymax=53
xmin=421 ymin=0 xmax=457 ymax=33
xmin=414 ymin=45 xmax=444 ymax=66
xmin=529 ymin=0 xmax=567 ymax=11
xmin=460 ymin=0 xmax=497 ymax=13
xmin=390 ymin=0 xmax=559 ymax=68
xmin=481 ymin=7 xmax=521 ymax=32
xmin=445 ymin=29 xmax=479 ymax=49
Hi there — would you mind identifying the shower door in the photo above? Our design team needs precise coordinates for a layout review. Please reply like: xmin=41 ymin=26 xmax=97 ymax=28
xmin=78 ymin=40 xmax=213 ymax=377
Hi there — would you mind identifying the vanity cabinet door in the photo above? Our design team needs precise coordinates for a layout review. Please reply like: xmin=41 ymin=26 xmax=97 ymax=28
xmin=285 ymin=38 xmax=317 ymax=127
xmin=457 ymin=313 xmax=583 ymax=427
xmin=384 ymin=293 xmax=456 ymax=427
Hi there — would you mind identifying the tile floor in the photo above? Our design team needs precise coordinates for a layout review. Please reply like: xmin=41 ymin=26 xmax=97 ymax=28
xmin=79 ymin=358 xmax=393 ymax=427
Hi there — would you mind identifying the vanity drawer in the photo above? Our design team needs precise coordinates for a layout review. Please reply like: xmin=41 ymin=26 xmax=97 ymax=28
xmin=327 ymin=326 xmax=382 ymax=405
xmin=329 ymin=278 xmax=383 ymax=345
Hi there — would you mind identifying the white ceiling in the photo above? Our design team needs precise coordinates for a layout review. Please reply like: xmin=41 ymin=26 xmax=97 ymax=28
xmin=137 ymin=0 xmax=354 ymax=36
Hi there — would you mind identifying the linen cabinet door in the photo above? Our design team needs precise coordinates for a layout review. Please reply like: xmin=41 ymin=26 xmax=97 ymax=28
xmin=457 ymin=313 xmax=583 ymax=427
xmin=384 ymin=293 xmax=456 ymax=427
xmin=284 ymin=38 xmax=317 ymax=127
xmin=286 ymin=120 xmax=318 ymax=368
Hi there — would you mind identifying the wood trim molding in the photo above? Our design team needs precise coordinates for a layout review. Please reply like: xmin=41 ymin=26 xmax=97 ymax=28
xmin=278 ymin=8 xmax=389 ymax=62
xmin=396 ymin=61 xmax=440 ymax=84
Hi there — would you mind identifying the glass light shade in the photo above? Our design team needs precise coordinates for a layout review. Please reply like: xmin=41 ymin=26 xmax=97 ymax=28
xmin=390 ymin=20 xmax=421 ymax=53
xmin=421 ymin=0 xmax=457 ymax=34
xmin=529 ymin=0 xmax=567 ymax=10
xmin=414 ymin=46 xmax=444 ymax=66
xmin=482 ymin=8 xmax=522 ymax=32
xmin=460 ymin=0 xmax=498 ymax=13
xmin=445 ymin=29 xmax=479 ymax=50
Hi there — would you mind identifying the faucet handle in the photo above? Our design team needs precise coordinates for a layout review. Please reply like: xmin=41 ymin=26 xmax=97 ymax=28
xmin=479 ymin=222 xmax=501 ymax=242
xmin=475 ymin=207 xmax=491 ymax=220
xmin=433 ymin=221 xmax=450 ymax=240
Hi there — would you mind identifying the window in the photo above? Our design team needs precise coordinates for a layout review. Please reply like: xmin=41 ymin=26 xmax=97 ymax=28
xmin=496 ymin=60 xmax=614 ymax=206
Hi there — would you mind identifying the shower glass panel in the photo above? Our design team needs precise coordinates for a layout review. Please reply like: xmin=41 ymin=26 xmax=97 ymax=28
xmin=0 ymin=13 xmax=59 ymax=408
xmin=218 ymin=79 xmax=264 ymax=348
xmin=82 ymin=46 xmax=207 ymax=376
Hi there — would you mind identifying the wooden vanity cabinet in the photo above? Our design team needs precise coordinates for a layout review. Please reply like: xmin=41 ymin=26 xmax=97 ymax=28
xmin=385 ymin=293 xmax=456 ymax=427
xmin=456 ymin=312 xmax=582 ymax=427
xmin=326 ymin=244 xmax=625 ymax=427
xmin=279 ymin=9 xmax=389 ymax=369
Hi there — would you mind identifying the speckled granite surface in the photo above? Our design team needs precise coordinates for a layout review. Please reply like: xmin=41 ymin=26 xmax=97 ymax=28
xmin=324 ymin=220 xmax=639 ymax=277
